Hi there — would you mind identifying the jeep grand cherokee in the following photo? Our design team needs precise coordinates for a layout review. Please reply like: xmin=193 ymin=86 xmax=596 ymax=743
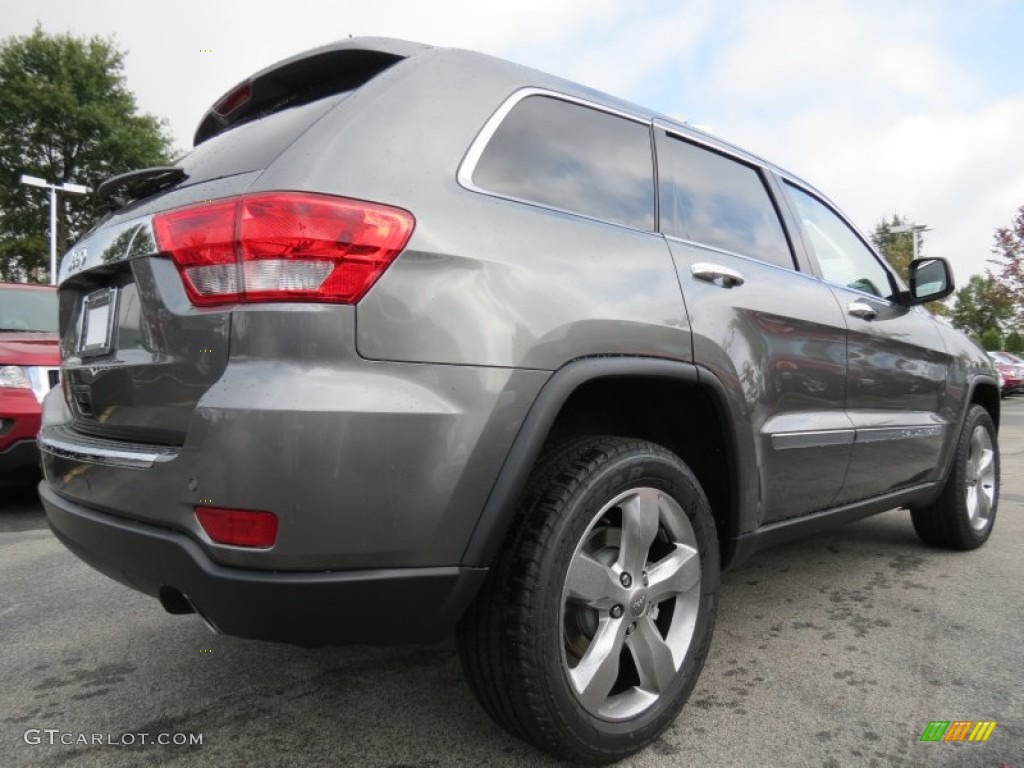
xmin=39 ymin=38 xmax=1000 ymax=764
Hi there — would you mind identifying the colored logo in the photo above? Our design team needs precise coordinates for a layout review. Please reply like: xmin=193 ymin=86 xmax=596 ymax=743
xmin=920 ymin=720 xmax=996 ymax=742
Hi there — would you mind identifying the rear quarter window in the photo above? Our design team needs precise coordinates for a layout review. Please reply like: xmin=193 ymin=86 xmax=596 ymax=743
xmin=471 ymin=95 xmax=655 ymax=230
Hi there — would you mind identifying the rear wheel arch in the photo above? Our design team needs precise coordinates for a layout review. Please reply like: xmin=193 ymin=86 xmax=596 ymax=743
xmin=968 ymin=376 xmax=1000 ymax=432
xmin=914 ymin=374 xmax=1000 ymax=516
xmin=460 ymin=357 xmax=753 ymax=570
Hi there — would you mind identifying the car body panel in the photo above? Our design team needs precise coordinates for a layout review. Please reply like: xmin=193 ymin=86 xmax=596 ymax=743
xmin=42 ymin=304 xmax=548 ymax=569
xmin=828 ymin=290 xmax=950 ymax=504
xmin=37 ymin=38 xmax=1000 ymax=645
xmin=665 ymin=238 xmax=852 ymax=522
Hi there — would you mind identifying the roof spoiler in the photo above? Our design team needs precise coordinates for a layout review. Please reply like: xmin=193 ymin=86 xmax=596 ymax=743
xmin=193 ymin=38 xmax=431 ymax=146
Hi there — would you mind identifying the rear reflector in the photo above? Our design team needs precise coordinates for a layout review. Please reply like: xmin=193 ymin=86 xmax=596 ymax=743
xmin=152 ymin=192 xmax=415 ymax=305
xmin=195 ymin=506 xmax=278 ymax=548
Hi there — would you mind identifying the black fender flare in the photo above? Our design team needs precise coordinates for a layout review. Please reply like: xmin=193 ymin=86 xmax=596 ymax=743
xmin=459 ymin=356 xmax=757 ymax=568
xmin=917 ymin=373 xmax=1002 ymax=507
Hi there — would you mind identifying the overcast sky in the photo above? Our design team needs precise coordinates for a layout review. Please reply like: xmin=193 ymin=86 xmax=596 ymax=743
xmin=4 ymin=0 xmax=1023 ymax=286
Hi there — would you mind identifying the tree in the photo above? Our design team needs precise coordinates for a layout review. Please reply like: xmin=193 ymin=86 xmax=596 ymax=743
xmin=871 ymin=213 xmax=918 ymax=282
xmin=949 ymin=274 xmax=1013 ymax=338
xmin=1006 ymin=331 xmax=1024 ymax=354
xmin=0 ymin=26 xmax=174 ymax=282
xmin=871 ymin=213 xmax=949 ymax=316
xmin=978 ymin=328 xmax=1002 ymax=351
xmin=989 ymin=205 xmax=1024 ymax=332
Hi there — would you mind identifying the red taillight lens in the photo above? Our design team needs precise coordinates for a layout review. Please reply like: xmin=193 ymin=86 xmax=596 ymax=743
xmin=195 ymin=506 xmax=278 ymax=548
xmin=153 ymin=192 xmax=415 ymax=306
xmin=213 ymin=81 xmax=252 ymax=116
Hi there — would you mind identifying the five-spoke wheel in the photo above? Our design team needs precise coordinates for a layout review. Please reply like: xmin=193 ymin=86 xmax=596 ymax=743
xmin=912 ymin=404 xmax=1000 ymax=549
xmin=457 ymin=437 xmax=719 ymax=764
xmin=562 ymin=487 xmax=702 ymax=720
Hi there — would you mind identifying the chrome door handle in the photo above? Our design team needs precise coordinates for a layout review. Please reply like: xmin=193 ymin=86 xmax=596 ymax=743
xmin=691 ymin=262 xmax=745 ymax=288
xmin=847 ymin=300 xmax=877 ymax=320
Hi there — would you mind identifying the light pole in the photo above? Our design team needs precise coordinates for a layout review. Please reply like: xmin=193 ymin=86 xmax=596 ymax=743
xmin=890 ymin=222 xmax=930 ymax=262
xmin=19 ymin=174 xmax=90 ymax=285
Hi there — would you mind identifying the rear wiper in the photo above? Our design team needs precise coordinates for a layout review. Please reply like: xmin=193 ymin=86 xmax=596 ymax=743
xmin=95 ymin=167 xmax=188 ymax=212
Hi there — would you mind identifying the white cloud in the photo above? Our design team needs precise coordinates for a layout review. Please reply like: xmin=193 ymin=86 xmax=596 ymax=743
xmin=3 ymin=0 xmax=621 ymax=150
xmin=762 ymin=98 xmax=1024 ymax=283
xmin=705 ymin=0 xmax=971 ymax=111
xmin=688 ymin=0 xmax=1021 ymax=286
xmin=5 ymin=0 xmax=1023 ymax=291
xmin=504 ymin=0 xmax=715 ymax=100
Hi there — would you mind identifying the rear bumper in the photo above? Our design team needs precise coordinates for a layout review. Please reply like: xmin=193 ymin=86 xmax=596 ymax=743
xmin=39 ymin=356 xmax=546 ymax=571
xmin=40 ymin=482 xmax=486 ymax=646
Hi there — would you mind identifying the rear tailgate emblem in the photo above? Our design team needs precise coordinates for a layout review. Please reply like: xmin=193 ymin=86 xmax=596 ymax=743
xmin=66 ymin=246 xmax=88 ymax=275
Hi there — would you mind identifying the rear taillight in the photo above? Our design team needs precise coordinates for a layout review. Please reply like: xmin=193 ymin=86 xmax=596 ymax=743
xmin=152 ymin=192 xmax=415 ymax=306
xmin=195 ymin=506 xmax=278 ymax=548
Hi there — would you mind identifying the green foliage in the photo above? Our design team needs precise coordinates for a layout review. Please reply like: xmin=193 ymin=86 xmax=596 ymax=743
xmin=871 ymin=213 xmax=949 ymax=315
xmin=0 ymin=25 xmax=174 ymax=282
xmin=978 ymin=328 xmax=1002 ymax=351
xmin=871 ymin=213 xmax=918 ymax=282
xmin=950 ymin=274 xmax=1013 ymax=337
xmin=989 ymin=205 xmax=1024 ymax=332
xmin=1006 ymin=331 xmax=1024 ymax=354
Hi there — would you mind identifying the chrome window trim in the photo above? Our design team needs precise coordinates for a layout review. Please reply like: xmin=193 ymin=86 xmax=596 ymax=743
xmin=655 ymin=119 xmax=765 ymax=172
xmin=457 ymin=87 xmax=657 ymax=234
xmin=655 ymin=121 xmax=799 ymax=271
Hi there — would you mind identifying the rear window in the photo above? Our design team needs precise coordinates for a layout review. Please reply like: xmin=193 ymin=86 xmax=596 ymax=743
xmin=0 ymin=286 xmax=58 ymax=333
xmin=177 ymin=92 xmax=350 ymax=184
xmin=471 ymin=95 xmax=655 ymax=230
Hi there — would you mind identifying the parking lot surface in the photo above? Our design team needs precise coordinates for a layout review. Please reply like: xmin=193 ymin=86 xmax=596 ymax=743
xmin=2 ymin=398 xmax=1022 ymax=767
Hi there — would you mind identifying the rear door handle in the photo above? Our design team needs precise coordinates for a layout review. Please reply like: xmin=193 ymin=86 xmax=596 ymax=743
xmin=847 ymin=300 xmax=877 ymax=320
xmin=691 ymin=262 xmax=745 ymax=288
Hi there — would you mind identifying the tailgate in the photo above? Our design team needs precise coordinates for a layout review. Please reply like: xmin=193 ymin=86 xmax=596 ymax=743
xmin=58 ymin=214 xmax=230 ymax=445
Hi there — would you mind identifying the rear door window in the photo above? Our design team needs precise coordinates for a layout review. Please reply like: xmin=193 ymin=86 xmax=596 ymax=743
xmin=658 ymin=134 xmax=794 ymax=269
xmin=471 ymin=95 xmax=655 ymax=230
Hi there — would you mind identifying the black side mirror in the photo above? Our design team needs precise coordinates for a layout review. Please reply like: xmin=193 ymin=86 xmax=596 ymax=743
xmin=906 ymin=257 xmax=954 ymax=305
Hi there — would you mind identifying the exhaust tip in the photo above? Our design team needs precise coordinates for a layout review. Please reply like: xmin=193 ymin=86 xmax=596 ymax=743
xmin=158 ymin=586 xmax=195 ymax=615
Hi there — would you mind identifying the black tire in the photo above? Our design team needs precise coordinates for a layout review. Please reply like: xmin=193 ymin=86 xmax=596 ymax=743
xmin=910 ymin=405 xmax=999 ymax=550
xmin=456 ymin=437 xmax=719 ymax=764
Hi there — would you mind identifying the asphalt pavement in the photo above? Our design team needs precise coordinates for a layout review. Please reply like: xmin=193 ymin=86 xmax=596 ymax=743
xmin=2 ymin=399 xmax=1022 ymax=768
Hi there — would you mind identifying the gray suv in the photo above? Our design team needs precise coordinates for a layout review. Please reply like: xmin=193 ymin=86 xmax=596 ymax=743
xmin=39 ymin=38 xmax=1001 ymax=764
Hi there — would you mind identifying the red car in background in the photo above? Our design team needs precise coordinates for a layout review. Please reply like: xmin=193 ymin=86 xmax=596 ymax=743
xmin=988 ymin=351 xmax=1024 ymax=396
xmin=1 ymin=282 xmax=60 ymax=484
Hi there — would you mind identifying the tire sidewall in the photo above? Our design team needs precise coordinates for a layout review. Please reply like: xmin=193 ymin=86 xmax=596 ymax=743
xmin=527 ymin=446 xmax=719 ymax=755
xmin=951 ymin=405 xmax=1000 ymax=545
